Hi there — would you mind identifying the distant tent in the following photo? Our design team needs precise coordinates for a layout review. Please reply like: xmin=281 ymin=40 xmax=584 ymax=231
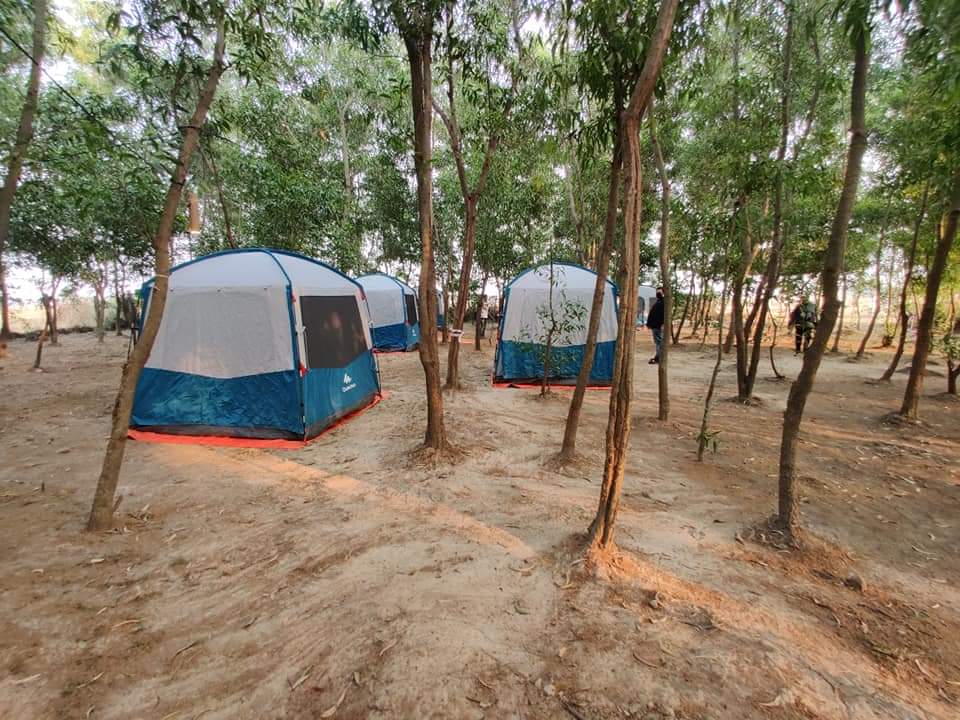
xmin=494 ymin=262 xmax=619 ymax=386
xmin=357 ymin=273 xmax=420 ymax=351
xmin=637 ymin=285 xmax=658 ymax=325
xmin=132 ymin=249 xmax=381 ymax=440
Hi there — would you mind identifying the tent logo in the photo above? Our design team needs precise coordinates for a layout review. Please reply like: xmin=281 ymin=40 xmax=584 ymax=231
xmin=342 ymin=373 xmax=356 ymax=393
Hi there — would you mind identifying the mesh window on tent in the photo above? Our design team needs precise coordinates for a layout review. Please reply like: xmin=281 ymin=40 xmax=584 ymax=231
xmin=404 ymin=294 xmax=418 ymax=326
xmin=301 ymin=295 xmax=367 ymax=369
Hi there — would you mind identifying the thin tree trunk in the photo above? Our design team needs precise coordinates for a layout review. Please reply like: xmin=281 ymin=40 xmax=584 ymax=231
xmin=0 ymin=0 xmax=46 ymax=340
xmin=769 ymin=301 xmax=785 ymax=379
xmin=777 ymin=24 xmax=868 ymax=538
xmin=732 ymin=199 xmax=756 ymax=399
xmin=900 ymin=174 xmax=960 ymax=418
xmin=474 ymin=269 xmax=488 ymax=350
xmin=649 ymin=98 xmax=670 ymax=421
xmin=881 ymin=183 xmax=928 ymax=381
xmin=743 ymin=274 xmax=766 ymax=340
xmin=588 ymin=0 xmax=679 ymax=549
xmin=856 ymin=210 xmax=887 ymax=358
xmin=398 ymin=14 xmax=447 ymax=450
xmin=87 ymin=20 xmax=226 ymax=531
xmin=831 ymin=272 xmax=847 ymax=352
xmin=33 ymin=328 xmax=46 ymax=369
xmin=698 ymin=280 xmax=729 ymax=461
xmin=558 ymin=111 xmax=623 ymax=461
xmin=203 ymin=146 xmax=236 ymax=249
xmin=744 ymin=4 xmax=792 ymax=400
xmin=673 ymin=272 xmax=694 ymax=343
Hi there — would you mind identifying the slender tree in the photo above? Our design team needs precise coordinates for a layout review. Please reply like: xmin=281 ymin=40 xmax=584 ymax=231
xmin=588 ymin=0 xmax=680 ymax=550
xmin=776 ymin=11 xmax=869 ymax=538
xmin=0 ymin=0 xmax=47 ymax=340
xmin=87 ymin=16 xmax=227 ymax=530
xmin=649 ymin=97 xmax=670 ymax=420
xmin=392 ymin=0 xmax=450 ymax=451
xmin=880 ymin=183 xmax=928 ymax=380
xmin=900 ymin=174 xmax=960 ymax=418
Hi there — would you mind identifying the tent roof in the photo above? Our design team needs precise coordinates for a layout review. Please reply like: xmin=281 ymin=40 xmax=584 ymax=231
xmin=144 ymin=248 xmax=361 ymax=292
xmin=357 ymin=272 xmax=416 ymax=295
xmin=506 ymin=262 xmax=618 ymax=293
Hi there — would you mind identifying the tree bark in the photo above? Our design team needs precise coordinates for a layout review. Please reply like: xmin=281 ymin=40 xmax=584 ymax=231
xmin=743 ymin=4 xmax=792 ymax=400
xmin=855 ymin=209 xmax=887 ymax=358
xmin=777 ymin=24 xmax=868 ymax=538
xmin=474 ymin=269 xmax=488 ymax=351
xmin=0 ymin=0 xmax=46 ymax=340
xmin=202 ymin=145 xmax=236 ymax=249
xmin=830 ymin=272 xmax=847 ymax=352
xmin=673 ymin=272 xmax=694 ymax=343
xmin=881 ymin=183 xmax=928 ymax=381
xmin=436 ymin=16 xmax=509 ymax=391
xmin=698 ymin=279 xmax=729 ymax=461
xmin=900 ymin=174 xmax=960 ymax=418
xmin=87 ymin=20 xmax=226 ymax=531
xmin=558 ymin=113 xmax=623 ymax=461
xmin=588 ymin=0 xmax=679 ymax=549
xmin=649 ymin=99 xmax=670 ymax=421
xmin=396 ymin=8 xmax=448 ymax=450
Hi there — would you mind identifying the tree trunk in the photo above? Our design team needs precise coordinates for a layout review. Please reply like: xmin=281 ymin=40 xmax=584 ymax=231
xmin=446 ymin=199 xmax=476 ymax=387
xmin=881 ymin=183 xmax=928 ymax=381
xmin=732 ymin=199 xmax=756 ymax=399
xmin=649 ymin=99 xmax=670 ymax=421
xmin=203 ymin=146 xmax=236 ymax=249
xmin=400 ymin=19 xmax=448 ymax=450
xmin=831 ymin=273 xmax=847 ymax=352
xmin=743 ymin=5 xmax=792 ymax=400
xmin=884 ymin=247 xmax=897 ymax=338
xmin=588 ymin=0 xmax=679 ymax=549
xmin=33 ymin=329 xmax=45 ymax=369
xmin=475 ymin=269 xmax=488 ymax=350
xmin=777 ymin=24 xmax=868 ymax=538
xmin=855 ymin=213 xmax=886 ymax=358
xmin=558 ymin=113 xmax=623 ymax=461
xmin=743 ymin=274 xmax=766 ymax=340
xmin=94 ymin=276 xmax=106 ymax=343
xmin=698 ymin=280 xmax=729 ymax=461
xmin=673 ymin=272 xmax=694 ymax=343
xmin=0 ymin=0 xmax=46 ymax=340
xmin=900 ymin=174 xmax=960 ymax=418
xmin=86 ymin=21 xmax=226 ymax=531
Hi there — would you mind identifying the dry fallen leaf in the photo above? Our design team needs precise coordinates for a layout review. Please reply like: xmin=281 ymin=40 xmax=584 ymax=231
xmin=319 ymin=687 xmax=348 ymax=718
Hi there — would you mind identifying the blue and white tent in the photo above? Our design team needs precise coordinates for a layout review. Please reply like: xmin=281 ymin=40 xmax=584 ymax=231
xmin=357 ymin=273 xmax=420 ymax=351
xmin=494 ymin=262 xmax=619 ymax=386
xmin=132 ymin=249 xmax=381 ymax=440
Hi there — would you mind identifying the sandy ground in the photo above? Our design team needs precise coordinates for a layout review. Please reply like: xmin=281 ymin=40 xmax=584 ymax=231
xmin=1 ymin=326 xmax=958 ymax=720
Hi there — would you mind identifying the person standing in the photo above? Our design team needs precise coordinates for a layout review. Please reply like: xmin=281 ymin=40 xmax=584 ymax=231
xmin=788 ymin=297 xmax=818 ymax=355
xmin=478 ymin=299 xmax=489 ymax=338
xmin=646 ymin=287 xmax=665 ymax=365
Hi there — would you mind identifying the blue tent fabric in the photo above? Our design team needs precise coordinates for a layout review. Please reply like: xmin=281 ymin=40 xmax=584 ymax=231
xmin=132 ymin=368 xmax=304 ymax=437
xmin=371 ymin=322 xmax=418 ymax=351
xmin=302 ymin=351 xmax=380 ymax=437
xmin=131 ymin=248 xmax=381 ymax=441
xmin=495 ymin=339 xmax=615 ymax=384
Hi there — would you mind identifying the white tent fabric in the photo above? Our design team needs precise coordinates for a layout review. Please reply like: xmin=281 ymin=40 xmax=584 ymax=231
xmin=637 ymin=285 xmax=658 ymax=323
xmin=357 ymin=274 xmax=415 ymax=328
xmin=502 ymin=264 xmax=617 ymax=347
xmin=145 ymin=250 xmax=368 ymax=379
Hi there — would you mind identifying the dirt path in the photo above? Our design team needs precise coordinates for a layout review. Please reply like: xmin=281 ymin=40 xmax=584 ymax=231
xmin=1 ymin=330 xmax=958 ymax=719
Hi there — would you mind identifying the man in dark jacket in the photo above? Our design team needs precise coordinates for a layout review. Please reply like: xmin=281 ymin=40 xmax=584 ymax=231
xmin=645 ymin=287 xmax=665 ymax=365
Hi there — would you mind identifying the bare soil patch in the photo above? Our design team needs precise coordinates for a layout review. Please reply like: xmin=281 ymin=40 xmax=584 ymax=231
xmin=1 ymin=330 xmax=958 ymax=719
